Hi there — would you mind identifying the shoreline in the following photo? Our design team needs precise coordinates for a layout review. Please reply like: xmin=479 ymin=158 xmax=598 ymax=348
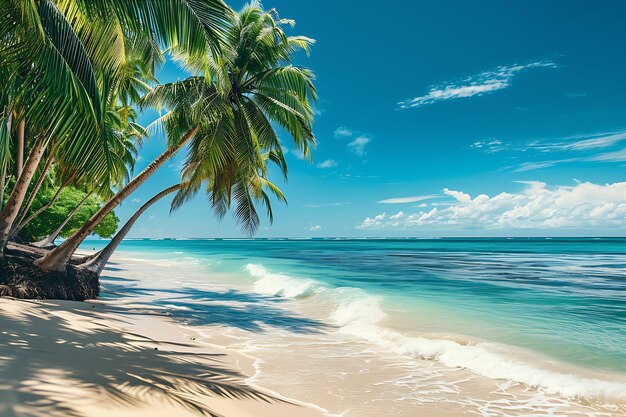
xmin=2 ymin=250 xmax=626 ymax=417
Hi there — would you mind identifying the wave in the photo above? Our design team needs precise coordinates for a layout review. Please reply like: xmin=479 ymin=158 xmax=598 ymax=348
xmin=244 ymin=263 xmax=626 ymax=402
xmin=245 ymin=264 xmax=324 ymax=298
xmin=331 ymin=296 xmax=626 ymax=400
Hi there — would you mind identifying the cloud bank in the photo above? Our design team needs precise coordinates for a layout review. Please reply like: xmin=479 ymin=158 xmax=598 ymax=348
xmin=357 ymin=181 xmax=626 ymax=230
xmin=398 ymin=61 xmax=555 ymax=109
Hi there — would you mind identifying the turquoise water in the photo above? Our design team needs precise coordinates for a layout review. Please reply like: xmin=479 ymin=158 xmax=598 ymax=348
xmin=83 ymin=237 xmax=626 ymax=376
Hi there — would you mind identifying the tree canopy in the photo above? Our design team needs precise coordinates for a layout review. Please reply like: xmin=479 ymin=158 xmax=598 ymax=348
xmin=21 ymin=187 xmax=119 ymax=242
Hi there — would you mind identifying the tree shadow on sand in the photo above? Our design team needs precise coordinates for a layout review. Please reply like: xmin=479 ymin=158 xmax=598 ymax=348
xmin=99 ymin=270 xmax=327 ymax=334
xmin=0 ymin=299 xmax=292 ymax=417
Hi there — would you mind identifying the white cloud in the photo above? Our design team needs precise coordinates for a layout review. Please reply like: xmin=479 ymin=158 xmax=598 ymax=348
xmin=587 ymin=148 xmax=626 ymax=162
xmin=443 ymin=188 xmax=472 ymax=203
xmin=561 ymin=132 xmax=626 ymax=151
xmin=398 ymin=61 xmax=555 ymax=109
xmin=470 ymin=130 xmax=626 ymax=172
xmin=357 ymin=181 xmax=626 ymax=230
xmin=378 ymin=194 xmax=439 ymax=204
xmin=470 ymin=139 xmax=505 ymax=153
xmin=511 ymin=131 xmax=626 ymax=171
xmin=308 ymin=224 xmax=322 ymax=231
xmin=348 ymin=136 xmax=370 ymax=156
xmin=529 ymin=131 xmax=626 ymax=152
xmin=131 ymin=198 xmax=141 ymax=203
xmin=304 ymin=202 xmax=351 ymax=208
xmin=358 ymin=213 xmax=388 ymax=229
xmin=333 ymin=126 xmax=372 ymax=157
xmin=513 ymin=159 xmax=578 ymax=172
xmin=334 ymin=127 xmax=354 ymax=138
xmin=290 ymin=148 xmax=307 ymax=160
xmin=317 ymin=159 xmax=338 ymax=168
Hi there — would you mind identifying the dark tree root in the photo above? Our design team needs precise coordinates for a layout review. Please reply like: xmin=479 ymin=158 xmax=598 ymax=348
xmin=0 ymin=243 xmax=99 ymax=301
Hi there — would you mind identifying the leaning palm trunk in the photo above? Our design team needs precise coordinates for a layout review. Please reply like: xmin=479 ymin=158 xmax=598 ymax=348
xmin=1 ymin=113 xmax=13 ymax=210
xmin=35 ymin=127 xmax=197 ymax=272
xmin=81 ymin=184 xmax=181 ymax=275
xmin=0 ymin=135 xmax=47 ymax=252
xmin=0 ymin=167 xmax=6 ymax=210
xmin=12 ymin=174 xmax=73 ymax=238
xmin=12 ymin=154 xmax=54 ymax=232
xmin=32 ymin=192 xmax=92 ymax=248
xmin=16 ymin=119 xmax=25 ymax=176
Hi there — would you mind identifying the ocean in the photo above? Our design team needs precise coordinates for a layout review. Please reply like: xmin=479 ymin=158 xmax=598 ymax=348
xmin=84 ymin=237 xmax=626 ymax=416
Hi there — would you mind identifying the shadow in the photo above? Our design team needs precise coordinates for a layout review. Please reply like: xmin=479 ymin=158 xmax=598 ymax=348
xmin=152 ymin=293 xmax=324 ymax=334
xmin=102 ymin=266 xmax=126 ymax=272
xmin=99 ymin=280 xmax=156 ymax=299
xmin=99 ymin=276 xmax=326 ymax=334
xmin=0 ymin=299 xmax=282 ymax=417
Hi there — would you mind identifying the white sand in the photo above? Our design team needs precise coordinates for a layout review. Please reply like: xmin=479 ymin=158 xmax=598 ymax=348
xmin=0 ymin=297 xmax=323 ymax=417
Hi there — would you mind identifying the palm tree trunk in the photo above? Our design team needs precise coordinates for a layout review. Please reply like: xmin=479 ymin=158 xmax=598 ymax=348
xmin=16 ymin=119 xmax=25 ymax=177
xmin=35 ymin=127 xmax=197 ymax=272
xmin=13 ymin=173 xmax=73 ymax=237
xmin=0 ymin=167 xmax=6 ymax=210
xmin=81 ymin=184 xmax=181 ymax=275
xmin=13 ymin=153 xmax=54 ymax=230
xmin=32 ymin=192 xmax=91 ymax=248
xmin=0 ymin=135 xmax=47 ymax=252
xmin=1 ymin=112 xmax=13 ymax=210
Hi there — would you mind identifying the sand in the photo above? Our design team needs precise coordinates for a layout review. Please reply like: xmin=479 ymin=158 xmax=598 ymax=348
xmin=0 ymin=297 xmax=323 ymax=417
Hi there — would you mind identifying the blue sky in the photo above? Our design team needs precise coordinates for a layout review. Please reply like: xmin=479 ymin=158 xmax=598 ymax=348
xmin=121 ymin=0 xmax=626 ymax=238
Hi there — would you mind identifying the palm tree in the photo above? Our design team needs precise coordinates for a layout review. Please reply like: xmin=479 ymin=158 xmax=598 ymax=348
xmin=83 ymin=147 xmax=289 ymax=274
xmin=0 ymin=0 xmax=232 ymax=252
xmin=37 ymin=2 xmax=316 ymax=273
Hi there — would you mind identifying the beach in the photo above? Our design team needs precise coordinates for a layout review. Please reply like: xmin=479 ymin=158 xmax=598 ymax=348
xmin=3 ymin=238 xmax=625 ymax=417
xmin=2 ymin=2 xmax=625 ymax=416
xmin=0 ymin=297 xmax=324 ymax=417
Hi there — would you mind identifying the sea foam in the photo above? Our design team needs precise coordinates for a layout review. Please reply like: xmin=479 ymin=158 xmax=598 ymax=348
xmin=245 ymin=263 xmax=626 ymax=402
xmin=246 ymin=263 xmax=323 ymax=298
xmin=332 ymin=296 xmax=626 ymax=400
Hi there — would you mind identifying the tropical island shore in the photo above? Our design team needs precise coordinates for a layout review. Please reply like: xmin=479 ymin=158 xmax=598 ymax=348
xmin=4 ymin=248 xmax=625 ymax=417
xmin=2 ymin=1 xmax=626 ymax=416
